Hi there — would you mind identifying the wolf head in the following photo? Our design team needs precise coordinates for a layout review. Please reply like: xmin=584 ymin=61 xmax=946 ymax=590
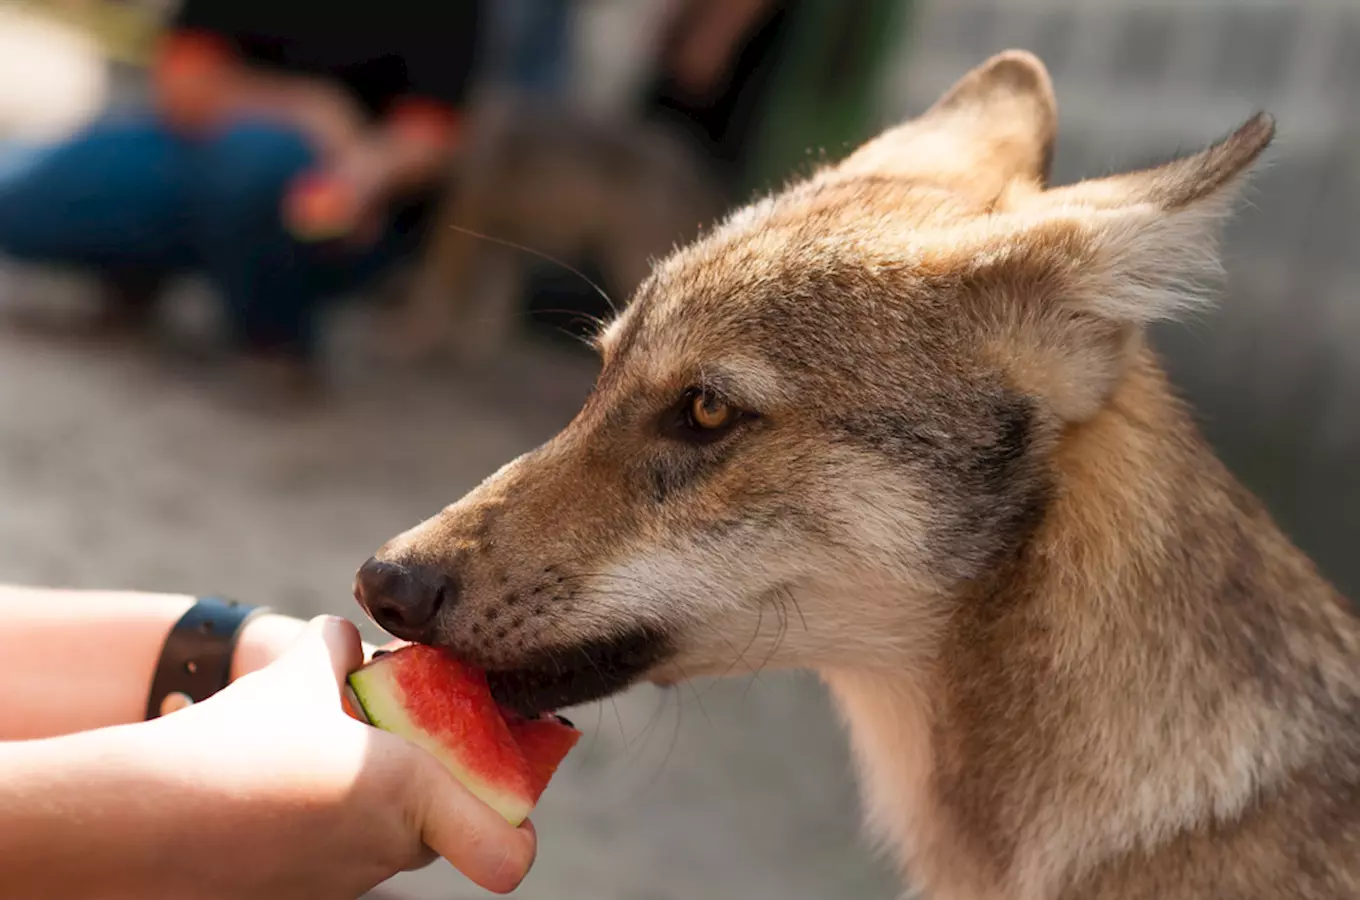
xmin=354 ymin=51 xmax=1273 ymax=716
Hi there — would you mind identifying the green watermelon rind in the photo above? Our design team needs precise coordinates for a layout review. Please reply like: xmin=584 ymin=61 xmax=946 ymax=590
xmin=347 ymin=662 xmax=534 ymax=826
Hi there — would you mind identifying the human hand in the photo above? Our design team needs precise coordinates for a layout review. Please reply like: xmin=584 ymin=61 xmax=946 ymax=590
xmin=158 ymin=46 xmax=368 ymax=158
xmin=283 ymin=144 xmax=393 ymax=249
xmin=125 ymin=616 xmax=536 ymax=898
xmin=277 ymin=76 xmax=372 ymax=160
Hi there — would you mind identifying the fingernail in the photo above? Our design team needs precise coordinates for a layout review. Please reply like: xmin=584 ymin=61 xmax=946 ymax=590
xmin=309 ymin=615 xmax=353 ymax=642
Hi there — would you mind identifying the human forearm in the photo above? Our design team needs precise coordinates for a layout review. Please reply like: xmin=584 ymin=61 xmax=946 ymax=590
xmin=284 ymin=99 xmax=459 ymax=244
xmin=226 ymin=67 xmax=371 ymax=156
xmin=0 ymin=704 xmax=386 ymax=900
xmin=0 ymin=585 xmax=306 ymax=740
xmin=153 ymin=29 xmax=367 ymax=155
xmin=0 ymin=619 xmax=535 ymax=898
xmin=351 ymin=99 xmax=461 ymax=198
xmin=0 ymin=725 xmax=195 ymax=899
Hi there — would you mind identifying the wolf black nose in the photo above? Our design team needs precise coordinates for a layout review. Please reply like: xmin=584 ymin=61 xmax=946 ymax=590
xmin=353 ymin=557 xmax=457 ymax=642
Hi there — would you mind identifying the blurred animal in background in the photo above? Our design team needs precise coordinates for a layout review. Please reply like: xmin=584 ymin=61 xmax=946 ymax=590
xmin=379 ymin=90 xmax=725 ymax=365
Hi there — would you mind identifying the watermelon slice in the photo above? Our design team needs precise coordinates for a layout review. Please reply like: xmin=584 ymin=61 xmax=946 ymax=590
xmin=344 ymin=644 xmax=580 ymax=825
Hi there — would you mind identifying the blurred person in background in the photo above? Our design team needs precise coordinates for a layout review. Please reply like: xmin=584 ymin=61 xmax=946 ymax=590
xmin=529 ymin=0 xmax=900 ymax=344
xmin=0 ymin=0 xmax=483 ymax=396
xmin=638 ymin=0 xmax=794 ymax=201
xmin=639 ymin=0 xmax=903 ymax=203
xmin=523 ymin=0 xmax=796 ymax=345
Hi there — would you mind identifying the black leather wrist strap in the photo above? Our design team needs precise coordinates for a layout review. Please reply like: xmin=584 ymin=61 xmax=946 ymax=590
xmin=145 ymin=596 xmax=267 ymax=720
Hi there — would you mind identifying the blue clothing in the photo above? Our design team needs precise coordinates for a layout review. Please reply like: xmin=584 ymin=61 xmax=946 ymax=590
xmin=0 ymin=115 xmax=427 ymax=356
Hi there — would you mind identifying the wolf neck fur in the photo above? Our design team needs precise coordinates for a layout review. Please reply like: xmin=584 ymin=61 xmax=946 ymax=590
xmin=822 ymin=350 xmax=1358 ymax=899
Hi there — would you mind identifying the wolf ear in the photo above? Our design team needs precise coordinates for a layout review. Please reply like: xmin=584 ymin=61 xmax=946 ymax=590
xmin=980 ymin=114 xmax=1275 ymax=421
xmin=1032 ymin=112 xmax=1275 ymax=325
xmin=839 ymin=50 xmax=1057 ymax=200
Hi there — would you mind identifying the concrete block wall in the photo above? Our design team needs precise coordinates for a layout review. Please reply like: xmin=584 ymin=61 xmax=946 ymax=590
xmin=882 ymin=0 xmax=1360 ymax=594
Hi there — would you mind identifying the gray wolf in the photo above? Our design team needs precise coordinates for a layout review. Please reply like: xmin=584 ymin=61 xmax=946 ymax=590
xmin=355 ymin=51 xmax=1360 ymax=899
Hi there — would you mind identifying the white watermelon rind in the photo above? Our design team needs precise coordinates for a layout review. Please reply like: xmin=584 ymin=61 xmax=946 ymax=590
xmin=347 ymin=662 xmax=533 ymax=826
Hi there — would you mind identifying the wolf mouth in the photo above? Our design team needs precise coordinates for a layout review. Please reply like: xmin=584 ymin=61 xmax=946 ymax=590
xmin=483 ymin=625 xmax=675 ymax=717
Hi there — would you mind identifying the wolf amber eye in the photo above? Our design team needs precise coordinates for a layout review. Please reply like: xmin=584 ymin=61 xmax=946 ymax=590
xmin=688 ymin=390 xmax=734 ymax=431
xmin=661 ymin=388 xmax=749 ymax=443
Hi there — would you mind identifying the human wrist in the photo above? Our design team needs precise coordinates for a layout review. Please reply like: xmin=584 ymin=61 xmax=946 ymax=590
xmin=229 ymin=612 xmax=307 ymax=680
xmin=387 ymin=98 xmax=460 ymax=152
xmin=368 ymin=99 xmax=459 ymax=193
xmin=367 ymin=132 xmax=444 ymax=196
xmin=230 ymin=611 xmax=378 ymax=680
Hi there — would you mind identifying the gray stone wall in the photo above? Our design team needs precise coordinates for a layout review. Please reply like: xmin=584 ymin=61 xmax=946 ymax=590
xmin=883 ymin=0 xmax=1360 ymax=597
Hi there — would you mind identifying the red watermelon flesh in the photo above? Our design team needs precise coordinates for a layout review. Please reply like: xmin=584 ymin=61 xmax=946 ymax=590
xmin=345 ymin=645 xmax=580 ymax=825
xmin=506 ymin=716 xmax=581 ymax=795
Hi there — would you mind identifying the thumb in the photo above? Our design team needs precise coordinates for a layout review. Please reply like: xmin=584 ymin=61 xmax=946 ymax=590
xmin=270 ymin=615 xmax=364 ymax=701
xmin=412 ymin=755 xmax=537 ymax=894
